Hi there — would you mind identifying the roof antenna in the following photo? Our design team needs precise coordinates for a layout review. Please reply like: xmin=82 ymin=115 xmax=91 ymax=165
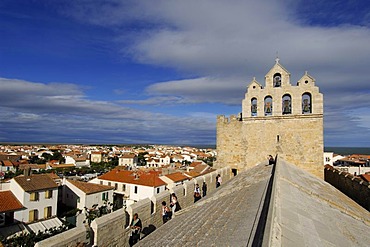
xmin=275 ymin=51 xmax=280 ymax=64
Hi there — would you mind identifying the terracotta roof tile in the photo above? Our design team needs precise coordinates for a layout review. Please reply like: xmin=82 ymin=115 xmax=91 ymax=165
xmin=0 ymin=191 xmax=24 ymax=213
xmin=99 ymin=170 xmax=166 ymax=187
xmin=164 ymin=172 xmax=189 ymax=183
xmin=49 ymin=163 xmax=75 ymax=168
xmin=121 ymin=153 xmax=136 ymax=158
xmin=360 ymin=174 xmax=370 ymax=182
xmin=189 ymin=161 xmax=204 ymax=167
xmin=1 ymin=160 xmax=13 ymax=167
xmin=67 ymin=179 xmax=113 ymax=195
xmin=14 ymin=174 xmax=58 ymax=192
xmin=46 ymin=173 xmax=61 ymax=180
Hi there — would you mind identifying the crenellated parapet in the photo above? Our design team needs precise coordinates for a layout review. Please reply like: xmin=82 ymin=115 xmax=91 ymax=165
xmin=34 ymin=167 xmax=232 ymax=247
xmin=324 ymin=165 xmax=370 ymax=211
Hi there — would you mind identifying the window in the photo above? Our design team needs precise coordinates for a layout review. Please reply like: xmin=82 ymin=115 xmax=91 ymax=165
xmin=122 ymin=184 xmax=126 ymax=191
xmin=264 ymin=96 xmax=273 ymax=116
xmin=100 ymin=181 xmax=103 ymax=185
xmin=251 ymin=98 xmax=257 ymax=116
xmin=282 ymin=94 xmax=292 ymax=115
xmin=156 ymin=188 xmax=160 ymax=194
xmin=273 ymin=73 xmax=281 ymax=87
xmin=102 ymin=192 xmax=108 ymax=201
xmin=114 ymin=183 xmax=118 ymax=190
xmin=134 ymin=186 xmax=138 ymax=194
xmin=29 ymin=209 xmax=38 ymax=222
xmin=45 ymin=190 xmax=53 ymax=199
xmin=44 ymin=206 xmax=52 ymax=218
xmin=30 ymin=192 xmax=39 ymax=201
xmin=302 ymin=93 xmax=312 ymax=114
xmin=325 ymin=157 xmax=331 ymax=162
xmin=108 ymin=182 xmax=111 ymax=186
xmin=77 ymin=197 xmax=80 ymax=203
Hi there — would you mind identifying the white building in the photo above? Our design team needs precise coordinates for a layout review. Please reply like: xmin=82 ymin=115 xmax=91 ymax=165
xmin=90 ymin=169 xmax=166 ymax=205
xmin=118 ymin=153 xmax=138 ymax=167
xmin=324 ymin=152 xmax=334 ymax=166
xmin=90 ymin=152 xmax=102 ymax=163
xmin=159 ymin=155 xmax=171 ymax=166
xmin=10 ymin=174 xmax=58 ymax=223
xmin=65 ymin=155 xmax=90 ymax=168
xmin=62 ymin=179 xmax=114 ymax=210
xmin=0 ymin=160 xmax=16 ymax=173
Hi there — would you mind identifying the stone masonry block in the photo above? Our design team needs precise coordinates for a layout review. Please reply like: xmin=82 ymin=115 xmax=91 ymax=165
xmin=35 ymin=226 xmax=88 ymax=247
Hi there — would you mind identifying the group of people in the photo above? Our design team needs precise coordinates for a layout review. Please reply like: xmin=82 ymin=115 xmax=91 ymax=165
xmin=162 ymin=193 xmax=182 ymax=224
xmin=129 ymin=178 xmax=222 ymax=246
xmin=194 ymin=181 xmax=208 ymax=203
xmin=129 ymin=193 xmax=182 ymax=246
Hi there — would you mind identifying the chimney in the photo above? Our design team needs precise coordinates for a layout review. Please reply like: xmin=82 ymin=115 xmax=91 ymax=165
xmin=24 ymin=167 xmax=32 ymax=177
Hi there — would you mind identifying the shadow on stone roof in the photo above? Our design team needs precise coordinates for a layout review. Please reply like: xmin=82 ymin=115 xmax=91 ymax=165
xmin=137 ymin=159 xmax=370 ymax=247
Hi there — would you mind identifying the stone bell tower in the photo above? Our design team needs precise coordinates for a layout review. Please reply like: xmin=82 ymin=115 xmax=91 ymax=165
xmin=216 ymin=59 xmax=324 ymax=177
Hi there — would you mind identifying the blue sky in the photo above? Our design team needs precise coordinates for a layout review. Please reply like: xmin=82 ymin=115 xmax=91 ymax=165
xmin=1 ymin=0 xmax=370 ymax=146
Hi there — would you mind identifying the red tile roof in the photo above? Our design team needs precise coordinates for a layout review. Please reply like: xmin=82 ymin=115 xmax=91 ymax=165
xmin=121 ymin=153 xmax=136 ymax=158
xmin=0 ymin=191 xmax=24 ymax=213
xmin=99 ymin=170 xmax=166 ymax=187
xmin=189 ymin=161 xmax=204 ymax=167
xmin=163 ymin=172 xmax=189 ymax=183
xmin=67 ymin=179 xmax=113 ymax=195
xmin=49 ymin=163 xmax=75 ymax=168
xmin=360 ymin=174 xmax=370 ymax=182
xmin=14 ymin=174 xmax=58 ymax=192
xmin=46 ymin=173 xmax=61 ymax=180
xmin=1 ymin=160 xmax=13 ymax=167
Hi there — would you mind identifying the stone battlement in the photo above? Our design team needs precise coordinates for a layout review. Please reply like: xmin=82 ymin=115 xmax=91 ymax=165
xmin=34 ymin=167 xmax=231 ymax=247
xmin=216 ymin=114 xmax=241 ymax=124
xmin=34 ymin=161 xmax=370 ymax=246
xmin=324 ymin=165 xmax=370 ymax=211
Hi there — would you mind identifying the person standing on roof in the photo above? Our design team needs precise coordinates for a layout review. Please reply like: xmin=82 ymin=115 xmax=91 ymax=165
xmin=129 ymin=213 xmax=142 ymax=247
xmin=194 ymin=184 xmax=201 ymax=203
xmin=202 ymin=181 xmax=207 ymax=197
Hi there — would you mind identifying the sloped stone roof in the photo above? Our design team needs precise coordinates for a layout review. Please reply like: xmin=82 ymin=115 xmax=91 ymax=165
xmin=269 ymin=160 xmax=370 ymax=247
xmin=138 ymin=159 xmax=370 ymax=246
xmin=137 ymin=163 xmax=273 ymax=246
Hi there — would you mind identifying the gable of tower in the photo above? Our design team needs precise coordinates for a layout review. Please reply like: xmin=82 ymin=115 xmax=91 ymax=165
xmin=297 ymin=71 xmax=315 ymax=87
xmin=247 ymin=77 xmax=263 ymax=90
xmin=264 ymin=58 xmax=291 ymax=88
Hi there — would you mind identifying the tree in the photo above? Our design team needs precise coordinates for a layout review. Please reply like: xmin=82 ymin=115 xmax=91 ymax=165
xmin=137 ymin=152 xmax=148 ymax=166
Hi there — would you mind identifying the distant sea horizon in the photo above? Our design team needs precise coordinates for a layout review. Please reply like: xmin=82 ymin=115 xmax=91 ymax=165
xmin=1 ymin=142 xmax=370 ymax=155
xmin=324 ymin=147 xmax=370 ymax=155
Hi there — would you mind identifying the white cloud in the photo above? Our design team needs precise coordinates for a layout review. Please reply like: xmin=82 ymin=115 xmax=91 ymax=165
xmin=0 ymin=77 xmax=215 ymax=144
xmin=15 ymin=0 xmax=370 ymax=145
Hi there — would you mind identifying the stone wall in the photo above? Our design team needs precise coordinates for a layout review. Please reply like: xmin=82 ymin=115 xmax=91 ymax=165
xmin=244 ymin=115 xmax=323 ymax=178
xmin=324 ymin=165 xmax=370 ymax=211
xmin=216 ymin=114 xmax=323 ymax=177
xmin=34 ymin=226 xmax=88 ymax=247
xmin=35 ymin=167 xmax=231 ymax=247
xmin=215 ymin=115 xmax=244 ymax=171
